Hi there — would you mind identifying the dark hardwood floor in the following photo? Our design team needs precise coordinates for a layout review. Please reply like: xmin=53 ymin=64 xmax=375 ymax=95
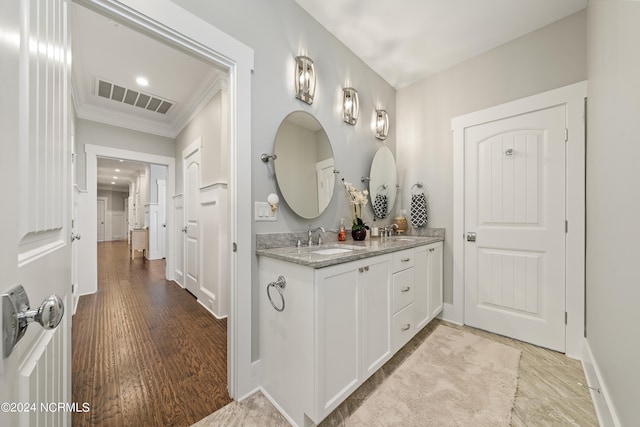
xmin=72 ymin=241 xmax=231 ymax=426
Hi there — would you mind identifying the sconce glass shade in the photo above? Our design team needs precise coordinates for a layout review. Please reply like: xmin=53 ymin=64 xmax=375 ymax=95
xmin=343 ymin=87 xmax=359 ymax=125
xmin=375 ymin=109 xmax=389 ymax=140
xmin=295 ymin=55 xmax=315 ymax=104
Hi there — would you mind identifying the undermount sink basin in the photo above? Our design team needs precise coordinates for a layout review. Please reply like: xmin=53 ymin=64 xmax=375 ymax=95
xmin=312 ymin=248 xmax=354 ymax=255
xmin=309 ymin=244 xmax=365 ymax=255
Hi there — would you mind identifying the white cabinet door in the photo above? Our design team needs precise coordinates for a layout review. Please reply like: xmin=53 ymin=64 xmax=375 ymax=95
xmin=428 ymin=242 xmax=444 ymax=319
xmin=360 ymin=256 xmax=392 ymax=379
xmin=315 ymin=262 xmax=361 ymax=421
xmin=414 ymin=245 xmax=430 ymax=330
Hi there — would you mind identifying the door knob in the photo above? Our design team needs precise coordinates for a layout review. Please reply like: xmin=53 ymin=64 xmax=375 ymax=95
xmin=181 ymin=227 xmax=187 ymax=233
xmin=71 ymin=232 xmax=81 ymax=241
xmin=466 ymin=232 xmax=476 ymax=242
xmin=2 ymin=285 xmax=64 ymax=358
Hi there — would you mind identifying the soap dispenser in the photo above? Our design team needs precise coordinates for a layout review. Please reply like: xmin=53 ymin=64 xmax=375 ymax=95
xmin=338 ymin=218 xmax=346 ymax=241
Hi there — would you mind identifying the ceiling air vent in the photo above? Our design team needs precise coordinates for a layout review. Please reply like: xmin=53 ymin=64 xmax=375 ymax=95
xmin=95 ymin=78 xmax=175 ymax=115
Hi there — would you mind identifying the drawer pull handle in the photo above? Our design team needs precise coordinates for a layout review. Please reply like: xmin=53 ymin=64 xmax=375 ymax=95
xmin=359 ymin=267 xmax=364 ymax=273
xmin=401 ymin=286 xmax=411 ymax=293
xmin=401 ymin=324 xmax=411 ymax=331
xmin=401 ymin=258 xmax=411 ymax=262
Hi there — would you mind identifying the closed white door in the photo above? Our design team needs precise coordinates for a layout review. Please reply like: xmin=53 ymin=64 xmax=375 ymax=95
xmin=0 ymin=0 xmax=72 ymax=424
xmin=184 ymin=141 xmax=201 ymax=297
xmin=97 ymin=198 xmax=106 ymax=242
xmin=464 ymin=105 xmax=566 ymax=352
xmin=158 ymin=179 xmax=167 ymax=259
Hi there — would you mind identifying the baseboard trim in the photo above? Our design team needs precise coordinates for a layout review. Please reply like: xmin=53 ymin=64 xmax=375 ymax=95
xmin=441 ymin=303 xmax=463 ymax=325
xmin=582 ymin=338 xmax=619 ymax=427
xmin=197 ymin=299 xmax=227 ymax=320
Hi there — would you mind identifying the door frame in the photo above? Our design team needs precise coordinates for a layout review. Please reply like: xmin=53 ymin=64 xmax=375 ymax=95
xmin=451 ymin=81 xmax=586 ymax=358
xmin=75 ymin=0 xmax=254 ymax=399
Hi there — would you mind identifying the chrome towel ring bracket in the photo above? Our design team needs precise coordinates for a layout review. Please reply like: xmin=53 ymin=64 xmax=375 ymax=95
xmin=267 ymin=276 xmax=286 ymax=312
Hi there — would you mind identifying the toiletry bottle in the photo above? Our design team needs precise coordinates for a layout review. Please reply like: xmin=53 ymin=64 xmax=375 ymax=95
xmin=338 ymin=218 xmax=346 ymax=241
xmin=371 ymin=218 xmax=379 ymax=238
xmin=393 ymin=209 xmax=408 ymax=234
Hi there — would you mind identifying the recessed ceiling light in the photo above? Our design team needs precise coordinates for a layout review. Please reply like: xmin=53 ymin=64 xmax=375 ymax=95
xmin=113 ymin=176 xmax=118 ymax=179
xmin=119 ymin=160 xmax=123 ymax=162
xmin=136 ymin=76 xmax=149 ymax=86
xmin=111 ymin=181 xmax=115 ymax=185
xmin=115 ymin=169 xmax=121 ymax=172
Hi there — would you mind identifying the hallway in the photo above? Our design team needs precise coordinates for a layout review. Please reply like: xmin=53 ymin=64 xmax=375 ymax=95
xmin=72 ymin=241 xmax=231 ymax=426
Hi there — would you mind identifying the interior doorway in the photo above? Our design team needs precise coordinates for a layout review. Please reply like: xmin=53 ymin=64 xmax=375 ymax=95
xmin=72 ymin=0 xmax=254 ymax=401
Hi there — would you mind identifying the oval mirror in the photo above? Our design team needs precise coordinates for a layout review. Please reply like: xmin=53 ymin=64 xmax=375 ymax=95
xmin=369 ymin=146 xmax=398 ymax=219
xmin=274 ymin=111 xmax=335 ymax=219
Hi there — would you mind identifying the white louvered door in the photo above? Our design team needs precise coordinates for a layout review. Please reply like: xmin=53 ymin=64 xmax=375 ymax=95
xmin=0 ymin=0 xmax=72 ymax=425
xmin=464 ymin=105 xmax=566 ymax=352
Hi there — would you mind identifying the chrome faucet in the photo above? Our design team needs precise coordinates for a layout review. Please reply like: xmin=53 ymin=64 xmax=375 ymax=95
xmin=308 ymin=225 xmax=325 ymax=246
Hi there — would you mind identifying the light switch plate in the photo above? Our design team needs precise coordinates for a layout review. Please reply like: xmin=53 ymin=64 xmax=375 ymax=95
xmin=254 ymin=201 xmax=277 ymax=221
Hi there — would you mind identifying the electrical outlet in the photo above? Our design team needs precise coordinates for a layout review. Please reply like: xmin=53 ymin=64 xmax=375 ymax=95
xmin=254 ymin=201 xmax=277 ymax=221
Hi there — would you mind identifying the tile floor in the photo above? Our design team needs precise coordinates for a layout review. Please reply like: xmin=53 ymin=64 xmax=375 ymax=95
xmin=194 ymin=319 xmax=599 ymax=426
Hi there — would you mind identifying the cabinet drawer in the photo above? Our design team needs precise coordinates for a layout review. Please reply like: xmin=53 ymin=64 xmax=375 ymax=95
xmin=393 ymin=249 xmax=415 ymax=272
xmin=392 ymin=268 xmax=415 ymax=313
xmin=392 ymin=303 xmax=415 ymax=352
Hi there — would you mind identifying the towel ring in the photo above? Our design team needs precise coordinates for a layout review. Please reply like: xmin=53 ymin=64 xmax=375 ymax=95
xmin=267 ymin=276 xmax=286 ymax=312
xmin=411 ymin=182 xmax=425 ymax=195
xmin=376 ymin=184 xmax=388 ymax=195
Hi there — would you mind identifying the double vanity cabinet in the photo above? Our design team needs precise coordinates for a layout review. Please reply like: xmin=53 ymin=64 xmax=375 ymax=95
xmin=257 ymin=237 xmax=443 ymax=426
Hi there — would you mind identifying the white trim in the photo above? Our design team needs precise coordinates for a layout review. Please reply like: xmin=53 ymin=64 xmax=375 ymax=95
xmin=197 ymin=298 xmax=228 ymax=320
xmin=582 ymin=338 xmax=620 ymax=427
xmin=78 ymin=0 xmax=255 ymax=400
xmin=451 ymin=81 xmax=586 ymax=358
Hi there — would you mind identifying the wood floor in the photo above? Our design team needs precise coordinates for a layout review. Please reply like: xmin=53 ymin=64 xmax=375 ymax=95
xmin=72 ymin=241 xmax=231 ymax=427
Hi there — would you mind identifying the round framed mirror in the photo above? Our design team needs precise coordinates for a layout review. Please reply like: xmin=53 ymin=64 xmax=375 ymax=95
xmin=273 ymin=111 xmax=335 ymax=219
xmin=369 ymin=146 xmax=398 ymax=219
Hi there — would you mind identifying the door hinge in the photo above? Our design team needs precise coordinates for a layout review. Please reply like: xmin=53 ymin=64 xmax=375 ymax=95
xmin=565 ymin=220 xmax=568 ymax=234
xmin=564 ymin=128 xmax=569 ymax=142
xmin=232 ymin=242 xmax=237 ymax=252
xmin=565 ymin=311 xmax=568 ymax=325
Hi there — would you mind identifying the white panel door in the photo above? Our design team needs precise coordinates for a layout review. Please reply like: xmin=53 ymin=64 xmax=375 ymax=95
xmin=158 ymin=179 xmax=167 ymax=259
xmin=0 ymin=0 xmax=72 ymax=425
xmin=464 ymin=105 xmax=566 ymax=352
xmin=97 ymin=198 xmax=106 ymax=242
xmin=184 ymin=142 xmax=201 ymax=297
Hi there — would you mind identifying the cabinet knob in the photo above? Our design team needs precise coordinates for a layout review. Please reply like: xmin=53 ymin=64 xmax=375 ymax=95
xmin=401 ymin=324 xmax=411 ymax=331
xmin=401 ymin=286 xmax=411 ymax=293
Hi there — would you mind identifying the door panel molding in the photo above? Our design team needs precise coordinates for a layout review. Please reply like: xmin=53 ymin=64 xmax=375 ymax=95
xmin=451 ymin=81 xmax=586 ymax=358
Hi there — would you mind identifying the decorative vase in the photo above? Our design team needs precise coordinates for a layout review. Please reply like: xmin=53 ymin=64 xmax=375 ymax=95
xmin=351 ymin=228 xmax=367 ymax=241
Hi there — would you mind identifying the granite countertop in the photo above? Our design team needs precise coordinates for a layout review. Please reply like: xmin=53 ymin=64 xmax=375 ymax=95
xmin=256 ymin=235 xmax=444 ymax=269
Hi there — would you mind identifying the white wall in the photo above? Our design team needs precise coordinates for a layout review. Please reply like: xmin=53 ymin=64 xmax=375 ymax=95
xmin=585 ymin=1 xmax=640 ymax=424
xmin=172 ymin=0 xmax=396 ymax=361
xmin=396 ymin=11 xmax=587 ymax=304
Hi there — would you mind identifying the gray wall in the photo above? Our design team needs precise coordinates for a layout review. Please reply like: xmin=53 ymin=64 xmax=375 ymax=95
xmin=396 ymin=11 xmax=587 ymax=304
xmin=586 ymin=1 xmax=640 ymax=424
xmin=75 ymin=119 xmax=174 ymax=189
xmin=171 ymin=0 xmax=396 ymax=361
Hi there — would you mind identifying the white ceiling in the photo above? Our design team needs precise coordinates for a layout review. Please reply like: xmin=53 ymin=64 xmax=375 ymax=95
xmin=71 ymin=3 xmax=227 ymax=139
xmin=97 ymin=158 xmax=146 ymax=192
xmin=71 ymin=3 xmax=227 ymax=189
xmin=293 ymin=0 xmax=588 ymax=88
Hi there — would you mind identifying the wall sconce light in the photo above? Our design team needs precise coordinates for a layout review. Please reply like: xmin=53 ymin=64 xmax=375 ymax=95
xmin=343 ymin=87 xmax=359 ymax=125
xmin=375 ymin=109 xmax=389 ymax=140
xmin=295 ymin=55 xmax=315 ymax=104
xmin=267 ymin=193 xmax=280 ymax=213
